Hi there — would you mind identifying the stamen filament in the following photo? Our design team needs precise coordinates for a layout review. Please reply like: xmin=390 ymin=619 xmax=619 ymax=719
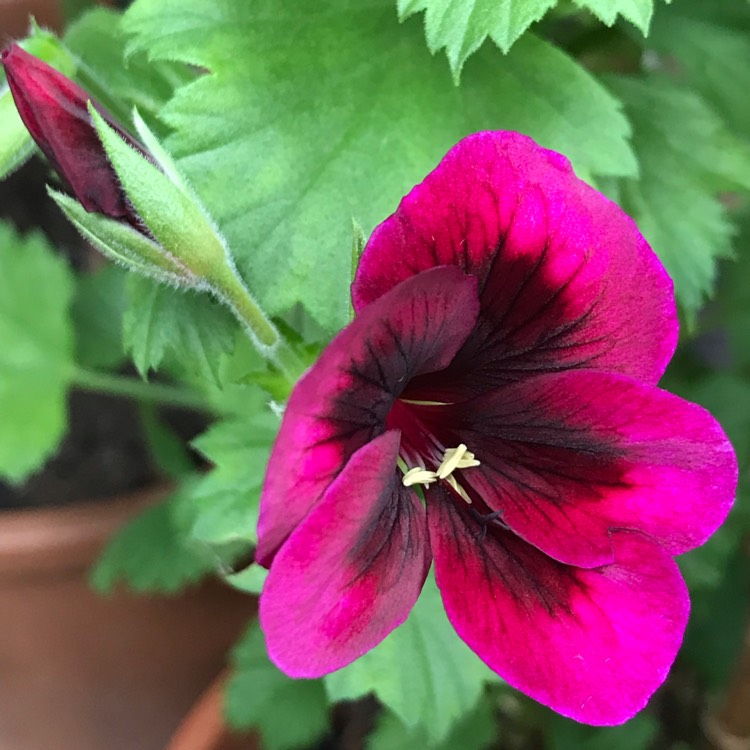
xmin=445 ymin=474 xmax=473 ymax=505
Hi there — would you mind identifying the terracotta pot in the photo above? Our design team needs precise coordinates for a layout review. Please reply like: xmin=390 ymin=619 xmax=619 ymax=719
xmin=0 ymin=487 xmax=257 ymax=750
xmin=166 ymin=673 xmax=259 ymax=750
xmin=0 ymin=0 xmax=63 ymax=37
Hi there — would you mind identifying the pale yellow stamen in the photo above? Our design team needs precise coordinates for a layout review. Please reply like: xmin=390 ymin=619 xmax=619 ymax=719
xmin=400 ymin=399 xmax=449 ymax=406
xmin=445 ymin=474 xmax=473 ymax=505
xmin=441 ymin=447 xmax=480 ymax=469
xmin=438 ymin=443 xmax=478 ymax=478
xmin=401 ymin=444 xmax=480 ymax=505
xmin=402 ymin=467 xmax=439 ymax=487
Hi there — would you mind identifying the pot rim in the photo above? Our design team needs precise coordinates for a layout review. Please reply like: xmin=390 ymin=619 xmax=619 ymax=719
xmin=166 ymin=671 xmax=260 ymax=750
xmin=0 ymin=484 xmax=169 ymax=578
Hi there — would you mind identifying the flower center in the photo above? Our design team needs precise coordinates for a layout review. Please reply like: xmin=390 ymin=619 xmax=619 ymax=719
xmin=401 ymin=443 xmax=480 ymax=505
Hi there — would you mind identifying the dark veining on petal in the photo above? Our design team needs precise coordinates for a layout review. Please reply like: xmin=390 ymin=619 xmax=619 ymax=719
xmin=347 ymin=476 xmax=422 ymax=593
xmin=437 ymin=496 xmax=583 ymax=618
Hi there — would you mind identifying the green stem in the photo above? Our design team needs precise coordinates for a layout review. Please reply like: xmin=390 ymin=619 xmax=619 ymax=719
xmin=210 ymin=266 xmax=307 ymax=384
xmin=71 ymin=367 xmax=212 ymax=412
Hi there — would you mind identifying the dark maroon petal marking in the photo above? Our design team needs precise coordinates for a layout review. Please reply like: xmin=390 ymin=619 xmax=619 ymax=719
xmin=417 ymin=370 xmax=736 ymax=568
xmin=427 ymin=487 xmax=689 ymax=724
xmin=2 ymin=44 xmax=147 ymax=226
xmin=255 ymin=267 xmax=479 ymax=566
xmin=353 ymin=131 xmax=677 ymax=397
xmin=260 ymin=432 xmax=430 ymax=677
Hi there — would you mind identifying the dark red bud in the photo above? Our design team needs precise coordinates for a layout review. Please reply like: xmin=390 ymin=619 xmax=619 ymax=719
xmin=2 ymin=44 xmax=147 ymax=226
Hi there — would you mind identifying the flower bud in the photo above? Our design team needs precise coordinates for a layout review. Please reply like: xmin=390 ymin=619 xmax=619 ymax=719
xmin=3 ymin=42 xmax=288 ymax=364
xmin=1 ymin=43 xmax=146 ymax=226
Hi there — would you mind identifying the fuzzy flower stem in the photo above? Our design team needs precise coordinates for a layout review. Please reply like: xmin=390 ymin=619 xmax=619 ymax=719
xmin=209 ymin=264 xmax=306 ymax=384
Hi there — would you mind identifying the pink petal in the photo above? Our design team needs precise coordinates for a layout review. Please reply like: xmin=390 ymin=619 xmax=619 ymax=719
xmin=255 ymin=267 xmax=479 ymax=566
xmin=353 ymin=131 xmax=677 ymax=397
xmin=428 ymin=489 xmax=690 ymax=725
xmin=260 ymin=431 xmax=430 ymax=677
xmin=421 ymin=370 xmax=736 ymax=568
xmin=2 ymin=44 xmax=146 ymax=226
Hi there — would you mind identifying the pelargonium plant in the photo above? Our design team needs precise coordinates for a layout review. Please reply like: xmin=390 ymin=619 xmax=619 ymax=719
xmin=1 ymin=2 xmax=748 ymax=748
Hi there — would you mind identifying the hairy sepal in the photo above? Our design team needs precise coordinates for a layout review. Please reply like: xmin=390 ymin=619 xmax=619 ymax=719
xmin=90 ymin=104 xmax=236 ymax=286
xmin=49 ymin=187 xmax=204 ymax=289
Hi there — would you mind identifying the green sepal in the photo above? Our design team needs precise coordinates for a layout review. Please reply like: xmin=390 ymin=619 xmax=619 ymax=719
xmin=49 ymin=187 xmax=203 ymax=287
xmin=20 ymin=21 xmax=77 ymax=77
xmin=89 ymin=103 xmax=234 ymax=284
xmin=0 ymin=85 xmax=35 ymax=181
xmin=131 ymin=107 xmax=191 ymax=193
xmin=91 ymin=104 xmax=287 ymax=357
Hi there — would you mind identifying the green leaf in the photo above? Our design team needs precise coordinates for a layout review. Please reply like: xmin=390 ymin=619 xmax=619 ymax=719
xmin=399 ymin=0 xmax=666 ymax=78
xmin=606 ymin=76 xmax=750 ymax=318
xmin=64 ymin=6 xmax=193 ymax=129
xmin=648 ymin=8 xmax=750 ymax=139
xmin=0 ymin=223 xmax=74 ymax=482
xmin=123 ymin=275 xmax=237 ymax=384
xmin=225 ymin=622 xmax=330 ymax=750
xmin=90 ymin=483 xmax=215 ymax=594
xmin=138 ymin=404 xmax=195 ymax=478
xmin=188 ymin=394 xmax=279 ymax=547
xmin=368 ymin=698 xmax=497 ymax=750
xmin=398 ymin=0 xmax=555 ymax=76
xmin=72 ymin=264 xmax=127 ymax=370
xmin=576 ymin=0 xmax=663 ymax=30
xmin=123 ymin=0 xmax=635 ymax=335
xmin=653 ymin=0 xmax=750 ymax=29
xmin=682 ymin=545 xmax=750 ymax=690
xmin=324 ymin=574 xmax=496 ymax=743
xmin=549 ymin=712 xmax=659 ymax=750
xmin=679 ymin=523 xmax=740 ymax=592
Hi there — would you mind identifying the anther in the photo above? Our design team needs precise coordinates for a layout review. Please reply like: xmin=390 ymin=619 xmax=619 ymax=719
xmin=402 ymin=467 xmax=438 ymax=487
xmin=437 ymin=444 xmax=467 ymax=478
xmin=436 ymin=444 xmax=481 ymax=479
xmin=401 ymin=444 xmax=480 ymax=494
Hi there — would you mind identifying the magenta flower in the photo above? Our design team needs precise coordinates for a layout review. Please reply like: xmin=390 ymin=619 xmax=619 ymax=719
xmin=2 ymin=44 xmax=145 ymax=226
xmin=256 ymin=132 xmax=736 ymax=724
